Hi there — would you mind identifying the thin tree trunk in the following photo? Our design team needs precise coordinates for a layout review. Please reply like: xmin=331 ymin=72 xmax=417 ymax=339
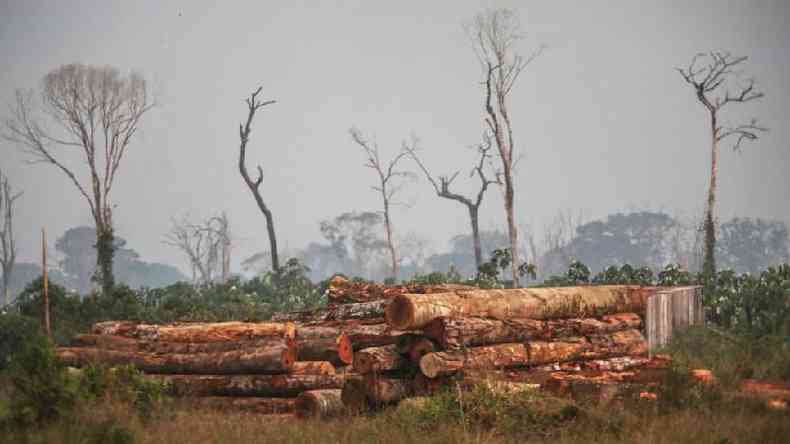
xmin=703 ymin=112 xmax=718 ymax=279
xmin=470 ymin=206 xmax=482 ymax=270
xmin=504 ymin=172 xmax=520 ymax=288
xmin=42 ymin=228 xmax=51 ymax=340
xmin=95 ymin=221 xmax=116 ymax=296
xmin=382 ymin=199 xmax=399 ymax=281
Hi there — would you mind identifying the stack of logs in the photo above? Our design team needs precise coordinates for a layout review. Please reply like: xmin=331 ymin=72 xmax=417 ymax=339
xmin=335 ymin=281 xmax=673 ymax=409
xmin=57 ymin=278 xmax=679 ymax=417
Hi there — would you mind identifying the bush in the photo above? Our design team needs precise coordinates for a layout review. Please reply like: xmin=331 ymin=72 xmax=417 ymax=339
xmin=0 ymin=314 xmax=40 ymax=371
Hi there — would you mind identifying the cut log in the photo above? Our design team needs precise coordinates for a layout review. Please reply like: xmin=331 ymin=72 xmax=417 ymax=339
xmin=423 ymin=313 xmax=642 ymax=349
xmin=189 ymin=397 xmax=296 ymax=414
xmin=157 ymin=374 xmax=346 ymax=397
xmin=353 ymin=345 xmax=408 ymax=374
xmin=273 ymin=300 xmax=387 ymax=323
xmin=341 ymin=376 xmax=369 ymax=414
xmin=297 ymin=322 xmax=415 ymax=351
xmin=419 ymin=329 xmax=647 ymax=378
xmin=407 ymin=337 xmax=438 ymax=364
xmin=56 ymin=341 xmax=296 ymax=374
xmin=291 ymin=361 xmax=336 ymax=376
xmin=386 ymin=286 xmax=655 ymax=330
xmin=295 ymin=389 xmax=345 ymax=419
xmin=364 ymin=374 xmax=413 ymax=405
xmin=327 ymin=275 xmax=477 ymax=304
xmin=92 ymin=321 xmax=296 ymax=342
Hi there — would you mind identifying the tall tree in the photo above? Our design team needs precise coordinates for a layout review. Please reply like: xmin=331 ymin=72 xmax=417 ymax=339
xmin=4 ymin=64 xmax=153 ymax=296
xmin=677 ymin=52 xmax=765 ymax=279
xmin=238 ymin=87 xmax=279 ymax=272
xmin=164 ymin=213 xmax=229 ymax=286
xmin=350 ymin=128 xmax=413 ymax=282
xmin=467 ymin=9 xmax=543 ymax=287
xmin=0 ymin=170 xmax=22 ymax=306
xmin=405 ymin=132 xmax=498 ymax=270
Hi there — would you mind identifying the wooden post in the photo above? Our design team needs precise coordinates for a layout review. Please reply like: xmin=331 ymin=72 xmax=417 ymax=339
xmin=646 ymin=286 xmax=703 ymax=353
xmin=42 ymin=228 xmax=52 ymax=340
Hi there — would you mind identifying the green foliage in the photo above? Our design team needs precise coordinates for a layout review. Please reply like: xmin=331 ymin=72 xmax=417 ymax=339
xmin=406 ymin=269 xmax=465 ymax=285
xmin=4 ymin=334 xmax=76 ymax=427
xmin=0 ymin=314 xmax=39 ymax=371
xmin=77 ymin=365 xmax=169 ymax=421
xmin=475 ymin=248 xmax=536 ymax=288
xmin=593 ymin=264 xmax=654 ymax=286
xmin=542 ymin=259 xmax=591 ymax=286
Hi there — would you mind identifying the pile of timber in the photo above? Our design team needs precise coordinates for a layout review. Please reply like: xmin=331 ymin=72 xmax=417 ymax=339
xmin=339 ymin=284 xmax=675 ymax=410
xmin=55 ymin=279 xmax=467 ymax=419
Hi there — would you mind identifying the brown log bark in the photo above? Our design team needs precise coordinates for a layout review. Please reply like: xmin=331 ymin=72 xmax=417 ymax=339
xmin=56 ymin=341 xmax=296 ymax=375
xmin=290 ymin=361 xmax=336 ymax=376
xmin=295 ymin=389 xmax=345 ymax=419
xmin=297 ymin=322 xmax=415 ymax=351
xmin=341 ymin=376 xmax=369 ymax=414
xmin=364 ymin=374 xmax=413 ymax=405
xmin=156 ymin=374 xmax=346 ymax=397
xmin=352 ymin=345 xmax=408 ymax=375
xmin=407 ymin=337 xmax=437 ymax=364
xmin=423 ymin=313 xmax=642 ymax=349
xmin=91 ymin=320 xmax=296 ymax=342
xmin=327 ymin=275 xmax=477 ymax=304
xmin=189 ymin=397 xmax=296 ymax=414
xmin=273 ymin=300 xmax=387 ymax=323
xmin=419 ymin=329 xmax=647 ymax=378
xmin=72 ymin=333 xmax=351 ymax=367
xmin=386 ymin=286 xmax=655 ymax=330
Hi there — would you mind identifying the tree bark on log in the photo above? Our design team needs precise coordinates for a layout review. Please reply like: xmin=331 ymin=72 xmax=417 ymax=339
xmin=92 ymin=320 xmax=296 ymax=342
xmin=273 ymin=300 xmax=387 ymax=323
xmin=297 ymin=322 xmax=415 ymax=351
xmin=290 ymin=361 xmax=336 ymax=376
xmin=327 ymin=275 xmax=477 ymax=304
xmin=341 ymin=376 xmax=369 ymax=414
xmin=423 ymin=313 xmax=642 ymax=349
xmin=157 ymin=374 xmax=346 ymax=397
xmin=386 ymin=286 xmax=655 ymax=330
xmin=56 ymin=342 xmax=296 ymax=375
xmin=352 ymin=345 xmax=408 ymax=374
xmin=407 ymin=337 xmax=438 ymax=364
xmin=295 ymin=389 xmax=345 ymax=419
xmin=364 ymin=374 xmax=413 ymax=405
xmin=419 ymin=329 xmax=647 ymax=378
xmin=189 ymin=397 xmax=296 ymax=414
xmin=72 ymin=333 xmax=352 ymax=367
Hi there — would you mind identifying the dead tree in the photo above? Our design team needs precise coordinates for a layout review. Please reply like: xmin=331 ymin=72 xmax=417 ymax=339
xmin=405 ymin=133 xmax=498 ymax=270
xmin=350 ymin=128 xmax=413 ymax=282
xmin=4 ymin=64 xmax=153 ymax=296
xmin=0 ymin=170 xmax=22 ymax=306
xmin=210 ymin=212 xmax=232 ymax=283
xmin=238 ymin=87 xmax=279 ymax=272
xmin=165 ymin=214 xmax=226 ymax=286
xmin=467 ymin=9 xmax=543 ymax=287
xmin=677 ymin=52 xmax=766 ymax=278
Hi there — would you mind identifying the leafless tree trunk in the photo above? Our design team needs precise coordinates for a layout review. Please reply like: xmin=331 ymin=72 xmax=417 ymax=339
xmin=0 ymin=170 xmax=22 ymax=306
xmin=405 ymin=132 xmax=498 ymax=270
xmin=467 ymin=9 xmax=543 ymax=288
xmin=677 ymin=52 xmax=765 ymax=278
xmin=350 ymin=128 xmax=413 ymax=282
xmin=165 ymin=213 xmax=230 ymax=286
xmin=4 ymin=64 xmax=153 ymax=296
xmin=238 ymin=87 xmax=279 ymax=272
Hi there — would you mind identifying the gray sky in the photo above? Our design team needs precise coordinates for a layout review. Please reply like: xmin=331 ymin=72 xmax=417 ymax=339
xmin=1 ymin=0 xmax=789 ymax=274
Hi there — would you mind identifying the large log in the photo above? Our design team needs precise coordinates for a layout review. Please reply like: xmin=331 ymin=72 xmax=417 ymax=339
xmin=419 ymin=329 xmax=647 ymax=378
xmin=291 ymin=361 xmax=336 ymax=376
xmin=56 ymin=341 xmax=297 ymax=374
xmin=423 ymin=313 xmax=642 ymax=349
xmin=352 ymin=345 xmax=408 ymax=374
xmin=327 ymin=275 xmax=477 ymax=304
xmin=273 ymin=300 xmax=387 ymax=323
xmin=157 ymin=374 xmax=346 ymax=397
xmin=189 ymin=397 xmax=296 ymax=414
xmin=364 ymin=374 xmax=413 ymax=405
xmin=92 ymin=321 xmax=296 ymax=342
xmin=295 ymin=389 xmax=345 ymax=419
xmin=297 ymin=322 xmax=415 ymax=351
xmin=74 ymin=332 xmax=352 ymax=367
xmin=341 ymin=376 xmax=369 ymax=414
xmin=407 ymin=337 xmax=438 ymax=364
xmin=386 ymin=286 xmax=655 ymax=330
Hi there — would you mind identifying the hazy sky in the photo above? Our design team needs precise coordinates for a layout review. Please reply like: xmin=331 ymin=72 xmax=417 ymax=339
xmin=1 ymin=0 xmax=789 ymax=274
